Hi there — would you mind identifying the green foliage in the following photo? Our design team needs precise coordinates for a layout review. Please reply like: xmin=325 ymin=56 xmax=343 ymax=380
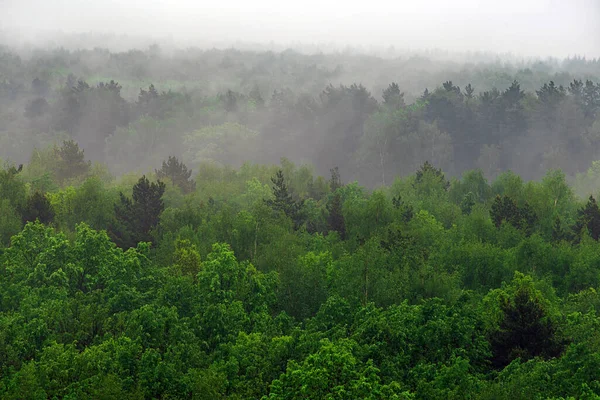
xmin=573 ymin=195 xmax=600 ymax=242
xmin=110 ymin=175 xmax=166 ymax=248
xmin=2 ymin=43 xmax=600 ymax=397
xmin=155 ymin=156 xmax=196 ymax=194
xmin=54 ymin=139 xmax=91 ymax=184
xmin=265 ymin=169 xmax=305 ymax=229
xmin=485 ymin=273 xmax=566 ymax=369
xmin=19 ymin=191 xmax=55 ymax=225
xmin=413 ymin=161 xmax=450 ymax=195
xmin=267 ymin=339 xmax=412 ymax=399
xmin=490 ymin=195 xmax=537 ymax=234
xmin=327 ymin=192 xmax=346 ymax=239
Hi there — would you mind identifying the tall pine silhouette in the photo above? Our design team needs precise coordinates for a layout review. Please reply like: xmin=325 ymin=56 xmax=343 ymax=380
xmin=155 ymin=156 xmax=195 ymax=194
xmin=110 ymin=176 xmax=165 ymax=248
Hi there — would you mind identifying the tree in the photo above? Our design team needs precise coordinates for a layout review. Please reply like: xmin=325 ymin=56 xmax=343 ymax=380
xmin=551 ymin=216 xmax=567 ymax=243
xmin=155 ymin=156 xmax=196 ymax=194
xmin=329 ymin=167 xmax=342 ymax=191
xmin=327 ymin=192 xmax=346 ymax=239
xmin=460 ymin=192 xmax=476 ymax=215
xmin=382 ymin=82 xmax=405 ymax=109
xmin=24 ymin=98 xmax=49 ymax=118
xmin=111 ymin=176 xmax=165 ymax=248
xmin=267 ymin=339 xmax=412 ymax=400
xmin=488 ymin=276 xmax=564 ymax=368
xmin=490 ymin=195 xmax=537 ymax=233
xmin=137 ymin=83 xmax=159 ymax=117
xmin=464 ymin=83 xmax=475 ymax=99
xmin=414 ymin=161 xmax=450 ymax=193
xmin=222 ymin=89 xmax=239 ymax=113
xmin=54 ymin=139 xmax=91 ymax=184
xmin=265 ymin=170 xmax=304 ymax=229
xmin=51 ymin=79 xmax=130 ymax=160
xmin=392 ymin=195 xmax=414 ymax=222
xmin=20 ymin=191 xmax=54 ymax=225
xmin=572 ymin=195 xmax=600 ymax=241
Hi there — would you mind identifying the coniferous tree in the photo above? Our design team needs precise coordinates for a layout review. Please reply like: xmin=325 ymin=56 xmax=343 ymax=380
xmin=265 ymin=169 xmax=304 ymax=229
xmin=572 ymin=195 xmax=600 ymax=241
xmin=111 ymin=176 xmax=165 ymax=248
xmin=552 ymin=216 xmax=566 ymax=243
xmin=490 ymin=195 xmax=537 ymax=233
xmin=382 ymin=82 xmax=404 ymax=109
xmin=222 ymin=89 xmax=238 ymax=113
xmin=490 ymin=286 xmax=564 ymax=368
xmin=414 ymin=161 xmax=450 ymax=191
xmin=392 ymin=195 xmax=414 ymax=222
xmin=464 ymin=83 xmax=475 ymax=99
xmin=329 ymin=167 xmax=342 ymax=192
xmin=155 ymin=156 xmax=196 ymax=194
xmin=491 ymin=195 xmax=512 ymax=228
xmin=24 ymin=97 xmax=49 ymax=118
xmin=20 ymin=191 xmax=54 ymax=225
xmin=54 ymin=140 xmax=90 ymax=183
xmin=137 ymin=84 xmax=160 ymax=117
xmin=460 ymin=192 xmax=476 ymax=215
xmin=327 ymin=192 xmax=345 ymax=239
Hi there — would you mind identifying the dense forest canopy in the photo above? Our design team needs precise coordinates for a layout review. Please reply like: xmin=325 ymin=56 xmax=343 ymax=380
xmin=3 ymin=38 xmax=600 ymax=399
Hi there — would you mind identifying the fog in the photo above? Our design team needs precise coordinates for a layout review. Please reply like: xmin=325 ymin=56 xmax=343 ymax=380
xmin=2 ymin=0 xmax=599 ymax=57
xmin=1 ymin=0 xmax=600 ymax=189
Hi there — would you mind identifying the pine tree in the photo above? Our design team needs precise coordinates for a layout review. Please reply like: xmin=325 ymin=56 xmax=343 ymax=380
xmin=265 ymin=170 xmax=304 ymax=229
xmin=464 ymin=83 xmax=475 ymax=99
xmin=155 ymin=156 xmax=196 ymax=194
xmin=55 ymin=140 xmax=90 ymax=183
xmin=552 ymin=216 xmax=566 ymax=242
xmin=490 ymin=195 xmax=536 ymax=233
xmin=20 ymin=191 xmax=54 ymax=225
xmin=111 ymin=176 xmax=165 ymax=248
xmin=460 ymin=192 xmax=476 ymax=215
xmin=572 ymin=195 xmax=600 ymax=241
xmin=414 ymin=161 xmax=450 ymax=191
xmin=329 ymin=167 xmax=342 ymax=191
xmin=490 ymin=286 xmax=563 ymax=368
xmin=392 ymin=195 xmax=414 ymax=222
xmin=327 ymin=192 xmax=346 ymax=239
xmin=222 ymin=89 xmax=238 ymax=113
xmin=382 ymin=82 xmax=404 ymax=109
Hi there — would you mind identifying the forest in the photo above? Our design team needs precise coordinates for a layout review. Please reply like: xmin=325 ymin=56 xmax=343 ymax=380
xmin=1 ymin=43 xmax=600 ymax=398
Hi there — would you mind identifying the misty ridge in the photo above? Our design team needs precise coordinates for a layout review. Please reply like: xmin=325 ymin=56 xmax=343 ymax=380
xmin=0 ymin=31 xmax=600 ymax=194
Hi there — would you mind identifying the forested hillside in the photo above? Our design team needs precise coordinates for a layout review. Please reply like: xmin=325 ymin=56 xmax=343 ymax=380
xmin=2 ymin=44 xmax=600 ymax=399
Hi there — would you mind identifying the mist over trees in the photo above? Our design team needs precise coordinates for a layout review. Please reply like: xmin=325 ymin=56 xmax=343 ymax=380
xmin=3 ymin=39 xmax=600 ymax=398
xmin=1 ymin=44 xmax=599 ymax=185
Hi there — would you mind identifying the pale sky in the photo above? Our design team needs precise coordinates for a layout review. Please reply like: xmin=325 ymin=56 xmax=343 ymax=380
xmin=1 ymin=0 xmax=599 ymax=57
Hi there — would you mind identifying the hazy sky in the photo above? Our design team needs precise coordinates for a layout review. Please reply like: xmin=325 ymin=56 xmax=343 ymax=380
xmin=2 ymin=0 xmax=599 ymax=57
